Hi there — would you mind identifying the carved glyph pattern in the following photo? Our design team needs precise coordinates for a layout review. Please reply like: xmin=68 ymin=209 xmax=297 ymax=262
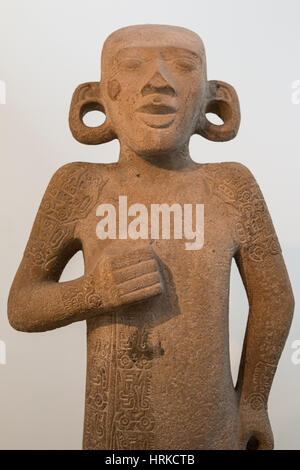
xmin=84 ymin=335 xmax=112 ymax=449
xmin=61 ymin=275 xmax=102 ymax=316
xmin=112 ymin=322 xmax=155 ymax=450
xmin=24 ymin=163 xmax=104 ymax=275
xmin=203 ymin=163 xmax=281 ymax=263
xmin=244 ymin=361 xmax=277 ymax=411
xmin=83 ymin=317 xmax=157 ymax=450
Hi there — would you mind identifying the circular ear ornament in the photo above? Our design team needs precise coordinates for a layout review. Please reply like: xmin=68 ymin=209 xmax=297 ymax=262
xmin=69 ymin=82 xmax=116 ymax=145
xmin=197 ymin=80 xmax=241 ymax=142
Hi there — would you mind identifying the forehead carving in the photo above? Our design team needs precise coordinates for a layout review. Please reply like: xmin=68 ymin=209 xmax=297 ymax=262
xmin=101 ymin=24 xmax=206 ymax=80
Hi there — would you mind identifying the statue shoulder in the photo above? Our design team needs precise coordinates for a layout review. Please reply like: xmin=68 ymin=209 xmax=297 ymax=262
xmin=202 ymin=161 xmax=257 ymax=182
xmin=219 ymin=161 xmax=258 ymax=183
xmin=47 ymin=161 xmax=102 ymax=189
xmin=41 ymin=162 xmax=107 ymax=225
xmin=202 ymin=162 xmax=262 ymax=204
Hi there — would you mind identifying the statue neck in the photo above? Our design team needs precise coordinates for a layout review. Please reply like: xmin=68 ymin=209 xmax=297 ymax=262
xmin=117 ymin=144 xmax=197 ymax=172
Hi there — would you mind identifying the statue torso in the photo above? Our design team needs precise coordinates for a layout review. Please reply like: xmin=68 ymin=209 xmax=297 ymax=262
xmin=74 ymin=162 xmax=240 ymax=450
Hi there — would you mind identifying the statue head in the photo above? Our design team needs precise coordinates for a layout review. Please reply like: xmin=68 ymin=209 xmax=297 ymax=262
xmin=69 ymin=25 xmax=240 ymax=157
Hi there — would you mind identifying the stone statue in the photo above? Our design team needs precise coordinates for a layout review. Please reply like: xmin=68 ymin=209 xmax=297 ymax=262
xmin=8 ymin=25 xmax=294 ymax=450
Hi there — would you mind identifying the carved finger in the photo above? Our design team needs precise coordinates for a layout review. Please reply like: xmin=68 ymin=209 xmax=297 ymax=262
xmin=119 ymin=272 xmax=160 ymax=295
xmin=113 ymin=259 xmax=157 ymax=283
xmin=120 ymin=282 xmax=162 ymax=305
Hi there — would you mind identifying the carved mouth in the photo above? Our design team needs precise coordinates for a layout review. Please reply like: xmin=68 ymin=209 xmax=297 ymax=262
xmin=137 ymin=103 xmax=178 ymax=115
xmin=136 ymin=103 xmax=177 ymax=128
xmin=136 ymin=113 xmax=176 ymax=128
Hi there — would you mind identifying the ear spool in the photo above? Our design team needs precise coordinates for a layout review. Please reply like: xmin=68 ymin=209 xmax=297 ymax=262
xmin=69 ymin=82 xmax=116 ymax=145
xmin=197 ymin=80 xmax=241 ymax=142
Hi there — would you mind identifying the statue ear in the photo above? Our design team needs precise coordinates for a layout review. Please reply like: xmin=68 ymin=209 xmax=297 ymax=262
xmin=197 ymin=80 xmax=241 ymax=142
xmin=69 ymin=82 xmax=116 ymax=145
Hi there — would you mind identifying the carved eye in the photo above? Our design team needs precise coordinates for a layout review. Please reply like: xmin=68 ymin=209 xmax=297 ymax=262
xmin=120 ymin=58 xmax=143 ymax=71
xmin=173 ymin=58 xmax=198 ymax=72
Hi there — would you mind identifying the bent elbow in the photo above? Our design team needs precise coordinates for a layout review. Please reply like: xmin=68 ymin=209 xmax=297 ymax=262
xmin=8 ymin=308 xmax=46 ymax=333
xmin=7 ymin=287 xmax=41 ymax=333
xmin=276 ymin=287 xmax=295 ymax=330
xmin=7 ymin=305 xmax=35 ymax=333
xmin=8 ymin=315 xmax=33 ymax=333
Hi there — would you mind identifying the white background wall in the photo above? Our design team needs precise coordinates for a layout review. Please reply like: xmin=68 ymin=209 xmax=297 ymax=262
xmin=0 ymin=0 xmax=299 ymax=450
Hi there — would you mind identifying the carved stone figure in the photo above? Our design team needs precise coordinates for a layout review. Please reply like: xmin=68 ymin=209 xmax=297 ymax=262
xmin=8 ymin=25 xmax=294 ymax=450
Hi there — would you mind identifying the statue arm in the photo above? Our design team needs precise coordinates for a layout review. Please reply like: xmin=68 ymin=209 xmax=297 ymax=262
xmin=8 ymin=272 xmax=103 ymax=333
xmin=7 ymin=163 xmax=105 ymax=332
xmin=232 ymin=164 xmax=294 ymax=448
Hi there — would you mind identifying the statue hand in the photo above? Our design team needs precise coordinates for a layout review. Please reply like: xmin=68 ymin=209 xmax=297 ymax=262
xmin=237 ymin=402 xmax=274 ymax=450
xmin=95 ymin=245 xmax=163 ymax=311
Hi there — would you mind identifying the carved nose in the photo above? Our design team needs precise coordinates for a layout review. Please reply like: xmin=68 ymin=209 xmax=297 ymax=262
xmin=141 ymin=72 xmax=176 ymax=97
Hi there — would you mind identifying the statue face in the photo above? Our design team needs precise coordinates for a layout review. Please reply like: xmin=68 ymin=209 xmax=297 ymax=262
xmin=69 ymin=26 xmax=240 ymax=148
xmin=103 ymin=41 xmax=206 ymax=157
